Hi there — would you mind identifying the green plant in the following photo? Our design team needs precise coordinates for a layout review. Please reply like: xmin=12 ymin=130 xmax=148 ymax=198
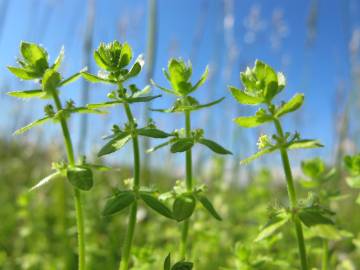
xmin=7 ymin=41 xmax=106 ymax=270
xmin=81 ymin=41 xmax=174 ymax=270
xmin=163 ymin=253 xmax=193 ymax=270
xmin=229 ymin=60 xmax=327 ymax=270
xmin=151 ymin=58 xmax=232 ymax=259
xmin=344 ymin=154 xmax=360 ymax=205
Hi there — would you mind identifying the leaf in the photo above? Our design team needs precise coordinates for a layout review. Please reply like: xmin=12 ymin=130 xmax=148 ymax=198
xmin=173 ymin=195 xmax=196 ymax=222
xmin=137 ymin=128 xmax=172 ymax=138
xmin=229 ymin=86 xmax=263 ymax=105
xmin=98 ymin=134 xmax=131 ymax=157
xmin=308 ymin=224 xmax=353 ymax=241
xmin=20 ymin=42 xmax=48 ymax=66
xmin=172 ymin=262 xmax=194 ymax=270
xmin=42 ymin=69 xmax=61 ymax=92
xmin=275 ymin=93 xmax=304 ymax=117
xmin=7 ymin=89 xmax=45 ymax=99
xmin=191 ymin=97 xmax=224 ymax=111
xmin=87 ymin=101 xmax=124 ymax=109
xmin=196 ymin=194 xmax=222 ymax=220
xmin=170 ymin=139 xmax=194 ymax=153
xmin=132 ymin=85 xmax=151 ymax=98
xmin=140 ymin=192 xmax=173 ymax=219
xmin=198 ymin=138 xmax=232 ymax=155
xmin=66 ymin=166 xmax=93 ymax=191
xmin=7 ymin=66 xmax=37 ymax=80
xmin=164 ymin=254 xmax=171 ymax=270
xmin=81 ymin=71 xmax=115 ymax=84
xmin=346 ymin=176 xmax=360 ymax=189
xmin=146 ymin=141 xmax=172 ymax=153
xmin=102 ymin=191 xmax=135 ymax=216
xmin=66 ymin=107 xmax=107 ymax=115
xmin=255 ymin=211 xmax=290 ymax=242
xmin=60 ymin=71 xmax=83 ymax=86
xmin=234 ymin=114 xmax=272 ymax=128
xmin=122 ymin=54 xmax=144 ymax=80
xmin=14 ymin=117 xmax=51 ymax=135
xmin=287 ymin=140 xmax=324 ymax=150
xmin=52 ymin=46 xmax=64 ymax=71
xmin=29 ymin=171 xmax=61 ymax=191
xmin=127 ymin=94 xmax=162 ymax=104
xmin=87 ymin=164 xmax=112 ymax=171
xmin=298 ymin=206 xmax=334 ymax=227
xmin=240 ymin=147 xmax=277 ymax=165
xmin=150 ymin=79 xmax=177 ymax=95
xmin=189 ymin=65 xmax=208 ymax=93
xmin=301 ymin=158 xmax=325 ymax=179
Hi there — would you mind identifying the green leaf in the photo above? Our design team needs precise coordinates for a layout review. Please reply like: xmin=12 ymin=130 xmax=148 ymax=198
xmin=146 ymin=141 xmax=172 ymax=153
xmin=196 ymin=194 xmax=222 ymax=220
xmin=137 ymin=128 xmax=172 ymax=138
xmin=42 ymin=69 xmax=61 ymax=92
xmin=229 ymin=86 xmax=263 ymax=105
xmin=190 ymin=97 xmax=225 ymax=111
xmin=234 ymin=114 xmax=272 ymax=128
xmin=7 ymin=89 xmax=45 ymax=99
xmin=298 ymin=206 xmax=334 ymax=227
xmin=20 ymin=42 xmax=48 ymax=67
xmin=308 ymin=224 xmax=353 ymax=241
xmin=255 ymin=210 xmax=290 ymax=242
xmin=29 ymin=171 xmax=62 ymax=191
xmin=189 ymin=65 xmax=208 ymax=93
xmin=119 ymin=42 xmax=133 ymax=68
xmin=132 ymin=85 xmax=151 ymax=98
xmin=60 ymin=71 xmax=83 ymax=86
xmin=170 ymin=139 xmax=194 ymax=153
xmin=164 ymin=254 xmax=171 ymax=270
xmin=7 ymin=66 xmax=37 ymax=80
xmin=172 ymin=261 xmax=193 ymax=270
xmin=240 ymin=147 xmax=277 ymax=165
xmin=14 ymin=117 xmax=51 ymax=135
xmin=126 ymin=95 xmax=162 ymax=104
xmin=301 ymin=158 xmax=325 ymax=179
xmin=87 ymin=101 xmax=124 ymax=109
xmin=150 ymin=79 xmax=177 ymax=96
xmin=346 ymin=176 xmax=360 ymax=189
xmin=140 ymin=192 xmax=173 ymax=219
xmin=122 ymin=54 xmax=144 ymax=80
xmin=275 ymin=93 xmax=304 ymax=117
xmin=52 ymin=46 xmax=64 ymax=71
xmin=98 ymin=134 xmax=131 ymax=157
xmin=287 ymin=140 xmax=323 ymax=150
xmin=173 ymin=195 xmax=196 ymax=222
xmin=81 ymin=71 xmax=115 ymax=84
xmin=102 ymin=191 xmax=135 ymax=216
xmin=66 ymin=107 xmax=107 ymax=115
xmin=66 ymin=166 xmax=93 ymax=191
xmin=198 ymin=138 xmax=232 ymax=155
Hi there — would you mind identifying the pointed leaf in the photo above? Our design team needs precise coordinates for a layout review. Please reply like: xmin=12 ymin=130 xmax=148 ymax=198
xmin=98 ymin=134 xmax=131 ymax=157
xmin=102 ymin=191 xmax=135 ymax=216
xmin=150 ymin=79 xmax=177 ymax=95
xmin=164 ymin=254 xmax=171 ymax=270
xmin=190 ymin=65 xmax=208 ymax=93
xmin=198 ymin=138 xmax=232 ymax=155
xmin=196 ymin=194 xmax=222 ymax=220
xmin=14 ymin=117 xmax=51 ymax=135
xmin=299 ymin=207 xmax=334 ymax=227
xmin=126 ymin=95 xmax=161 ymax=104
xmin=7 ymin=66 xmax=37 ymax=80
xmin=229 ymin=86 xmax=263 ymax=105
xmin=240 ymin=147 xmax=277 ymax=165
xmin=60 ymin=71 xmax=83 ymax=86
xmin=7 ymin=89 xmax=45 ymax=99
xmin=172 ymin=261 xmax=193 ymax=270
xmin=52 ymin=46 xmax=64 ymax=71
xmin=146 ymin=141 xmax=172 ymax=153
xmin=122 ymin=54 xmax=144 ymax=80
xmin=287 ymin=140 xmax=323 ymax=150
xmin=173 ymin=195 xmax=196 ymax=222
xmin=255 ymin=211 xmax=290 ymax=242
xmin=67 ymin=166 xmax=93 ymax=191
xmin=140 ymin=192 xmax=173 ymax=219
xmin=170 ymin=139 xmax=194 ymax=153
xmin=87 ymin=100 xmax=124 ymax=109
xmin=234 ymin=114 xmax=272 ymax=128
xmin=42 ymin=69 xmax=61 ymax=92
xmin=30 ymin=171 xmax=61 ymax=191
xmin=137 ymin=128 xmax=172 ymax=138
xmin=81 ymin=72 xmax=115 ymax=84
xmin=275 ymin=93 xmax=304 ymax=117
xmin=191 ymin=97 xmax=224 ymax=111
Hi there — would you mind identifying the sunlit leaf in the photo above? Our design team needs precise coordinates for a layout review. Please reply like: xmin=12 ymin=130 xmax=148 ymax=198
xmin=275 ymin=93 xmax=304 ymax=117
xmin=196 ymin=194 xmax=222 ymax=220
xmin=229 ymin=86 xmax=263 ymax=105
xmin=14 ymin=117 xmax=51 ymax=135
xmin=7 ymin=89 xmax=45 ymax=99
xmin=140 ymin=192 xmax=173 ymax=219
xmin=102 ymin=191 xmax=135 ymax=216
xmin=198 ymin=138 xmax=232 ymax=155
xmin=29 ymin=171 xmax=62 ymax=191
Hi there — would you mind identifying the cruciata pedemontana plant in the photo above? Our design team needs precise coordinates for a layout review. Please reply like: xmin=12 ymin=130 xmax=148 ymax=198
xmin=7 ymin=42 xmax=108 ymax=270
xmin=344 ymin=154 xmax=360 ymax=205
xmin=81 ymin=41 xmax=174 ymax=270
xmin=229 ymin=60 xmax=329 ymax=270
xmin=150 ymin=58 xmax=232 ymax=260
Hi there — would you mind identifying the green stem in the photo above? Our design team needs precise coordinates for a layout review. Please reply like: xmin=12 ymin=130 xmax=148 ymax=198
xmin=119 ymin=103 xmax=141 ymax=270
xmin=273 ymin=118 xmax=308 ymax=270
xmin=52 ymin=91 xmax=86 ymax=270
xmin=180 ymin=110 xmax=193 ymax=259
xmin=322 ymin=240 xmax=329 ymax=270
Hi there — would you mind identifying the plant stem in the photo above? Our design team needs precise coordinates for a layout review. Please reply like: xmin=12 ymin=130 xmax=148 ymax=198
xmin=273 ymin=118 xmax=308 ymax=270
xmin=180 ymin=110 xmax=193 ymax=259
xmin=52 ymin=91 xmax=86 ymax=270
xmin=322 ymin=240 xmax=329 ymax=270
xmin=119 ymin=103 xmax=140 ymax=270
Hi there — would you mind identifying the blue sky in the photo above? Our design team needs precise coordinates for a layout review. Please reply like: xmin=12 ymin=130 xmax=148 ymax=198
xmin=0 ymin=0 xmax=359 ymax=163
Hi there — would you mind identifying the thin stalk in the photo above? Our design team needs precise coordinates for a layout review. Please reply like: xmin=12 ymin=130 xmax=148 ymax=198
xmin=180 ymin=110 xmax=193 ymax=259
xmin=119 ymin=103 xmax=141 ymax=270
xmin=273 ymin=118 xmax=308 ymax=270
xmin=52 ymin=91 xmax=86 ymax=270
xmin=322 ymin=240 xmax=329 ymax=270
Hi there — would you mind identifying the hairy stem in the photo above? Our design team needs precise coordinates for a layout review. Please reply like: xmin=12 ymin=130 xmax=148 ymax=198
xmin=119 ymin=103 xmax=140 ymax=270
xmin=273 ymin=118 xmax=308 ymax=270
xmin=180 ymin=110 xmax=193 ymax=259
xmin=52 ymin=91 xmax=86 ymax=270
